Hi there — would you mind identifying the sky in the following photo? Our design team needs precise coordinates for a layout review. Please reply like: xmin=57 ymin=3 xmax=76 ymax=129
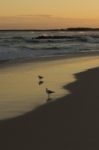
xmin=0 ymin=0 xmax=99 ymax=29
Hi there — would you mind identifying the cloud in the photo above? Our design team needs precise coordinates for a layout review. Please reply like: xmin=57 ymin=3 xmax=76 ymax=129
xmin=0 ymin=15 xmax=99 ymax=29
xmin=17 ymin=14 xmax=53 ymax=18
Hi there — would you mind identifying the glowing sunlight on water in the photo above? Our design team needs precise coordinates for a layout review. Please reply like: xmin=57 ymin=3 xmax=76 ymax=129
xmin=0 ymin=56 xmax=99 ymax=119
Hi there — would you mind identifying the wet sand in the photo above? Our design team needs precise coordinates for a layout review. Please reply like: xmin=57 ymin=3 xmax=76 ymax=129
xmin=0 ymin=56 xmax=99 ymax=149
xmin=0 ymin=55 xmax=99 ymax=119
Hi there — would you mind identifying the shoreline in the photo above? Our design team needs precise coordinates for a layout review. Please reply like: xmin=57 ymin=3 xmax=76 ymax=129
xmin=1 ymin=52 xmax=99 ymax=68
xmin=0 ymin=66 xmax=99 ymax=149
xmin=0 ymin=53 xmax=99 ymax=120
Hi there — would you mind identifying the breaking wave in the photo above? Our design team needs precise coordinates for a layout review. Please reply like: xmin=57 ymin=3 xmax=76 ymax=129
xmin=0 ymin=30 xmax=99 ymax=61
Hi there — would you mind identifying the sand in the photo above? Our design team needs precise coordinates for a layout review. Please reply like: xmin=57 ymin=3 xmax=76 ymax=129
xmin=0 ymin=55 xmax=99 ymax=149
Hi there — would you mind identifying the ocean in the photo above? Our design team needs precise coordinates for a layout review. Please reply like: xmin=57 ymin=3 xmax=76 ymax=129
xmin=0 ymin=30 xmax=99 ymax=61
xmin=1 ymin=30 xmax=99 ymax=120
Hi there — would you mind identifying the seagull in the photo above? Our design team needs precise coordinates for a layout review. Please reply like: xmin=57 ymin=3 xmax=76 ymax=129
xmin=46 ymin=88 xmax=55 ymax=100
xmin=46 ymin=88 xmax=55 ymax=96
xmin=38 ymin=75 xmax=44 ymax=80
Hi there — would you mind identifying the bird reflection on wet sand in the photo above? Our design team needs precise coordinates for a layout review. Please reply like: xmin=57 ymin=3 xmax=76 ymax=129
xmin=38 ymin=81 xmax=44 ymax=85
xmin=47 ymin=97 xmax=52 ymax=102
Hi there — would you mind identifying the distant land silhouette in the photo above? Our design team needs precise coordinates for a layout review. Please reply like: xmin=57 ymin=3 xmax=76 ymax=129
xmin=0 ymin=27 xmax=99 ymax=32
xmin=67 ymin=27 xmax=99 ymax=31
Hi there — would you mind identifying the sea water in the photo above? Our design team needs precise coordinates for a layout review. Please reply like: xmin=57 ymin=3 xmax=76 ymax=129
xmin=0 ymin=30 xmax=99 ymax=61
xmin=0 ymin=30 xmax=99 ymax=120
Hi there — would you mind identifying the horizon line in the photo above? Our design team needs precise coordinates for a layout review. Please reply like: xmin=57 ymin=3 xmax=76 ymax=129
xmin=0 ymin=27 xmax=99 ymax=31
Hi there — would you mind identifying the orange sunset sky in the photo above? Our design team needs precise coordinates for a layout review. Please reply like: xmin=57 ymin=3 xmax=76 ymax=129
xmin=0 ymin=0 xmax=99 ymax=29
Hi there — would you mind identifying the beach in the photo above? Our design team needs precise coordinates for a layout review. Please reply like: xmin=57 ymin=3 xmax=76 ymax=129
xmin=0 ymin=55 xmax=99 ymax=149
xmin=0 ymin=54 xmax=99 ymax=120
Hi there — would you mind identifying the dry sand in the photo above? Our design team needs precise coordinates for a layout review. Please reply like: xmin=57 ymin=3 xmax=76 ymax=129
xmin=0 ymin=55 xmax=99 ymax=149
